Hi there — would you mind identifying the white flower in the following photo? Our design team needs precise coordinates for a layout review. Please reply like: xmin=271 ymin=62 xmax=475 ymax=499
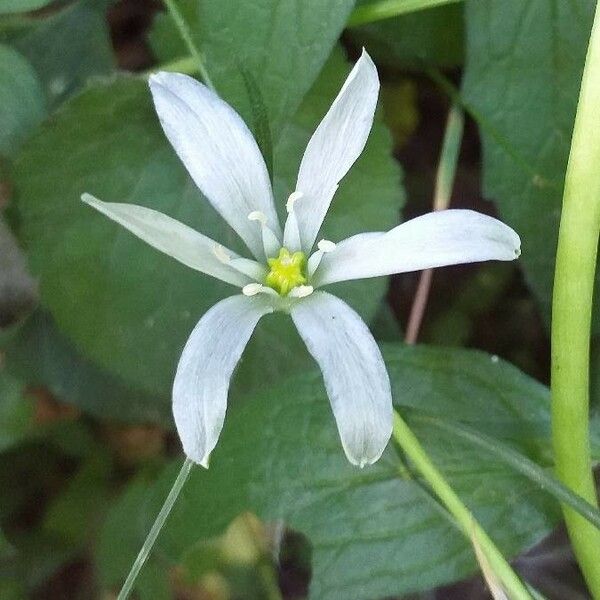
xmin=81 ymin=50 xmax=520 ymax=468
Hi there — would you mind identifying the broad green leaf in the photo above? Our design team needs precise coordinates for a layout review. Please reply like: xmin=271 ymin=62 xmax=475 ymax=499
xmin=461 ymin=0 xmax=596 ymax=329
xmin=0 ymin=44 xmax=45 ymax=155
xmin=1 ymin=311 xmax=170 ymax=423
xmin=148 ymin=0 xmax=356 ymax=134
xmin=0 ymin=0 xmax=53 ymax=14
xmin=348 ymin=2 xmax=464 ymax=69
xmin=0 ymin=0 xmax=114 ymax=107
xmin=12 ymin=49 xmax=403 ymax=406
xmin=0 ymin=371 xmax=33 ymax=452
xmin=99 ymin=346 xmax=560 ymax=600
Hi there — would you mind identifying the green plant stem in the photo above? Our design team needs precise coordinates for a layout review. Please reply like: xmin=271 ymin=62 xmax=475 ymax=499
xmin=117 ymin=458 xmax=194 ymax=600
xmin=347 ymin=0 xmax=462 ymax=27
xmin=392 ymin=411 xmax=532 ymax=600
xmin=162 ymin=0 xmax=214 ymax=90
xmin=551 ymin=1 xmax=600 ymax=596
xmin=405 ymin=105 xmax=463 ymax=343
xmin=418 ymin=416 xmax=600 ymax=531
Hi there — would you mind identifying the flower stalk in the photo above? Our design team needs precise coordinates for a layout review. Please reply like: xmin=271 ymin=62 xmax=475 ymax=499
xmin=392 ymin=412 xmax=532 ymax=600
xmin=551 ymin=0 xmax=600 ymax=595
xmin=117 ymin=458 xmax=194 ymax=600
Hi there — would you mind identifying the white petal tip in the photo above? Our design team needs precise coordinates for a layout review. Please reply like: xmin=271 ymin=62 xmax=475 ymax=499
xmin=148 ymin=71 xmax=172 ymax=88
xmin=317 ymin=239 xmax=336 ymax=253
xmin=199 ymin=455 xmax=210 ymax=469
xmin=81 ymin=192 xmax=97 ymax=205
xmin=243 ymin=283 xmax=263 ymax=296
xmin=286 ymin=191 xmax=304 ymax=213
xmin=289 ymin=285 xmax=314 ymax=299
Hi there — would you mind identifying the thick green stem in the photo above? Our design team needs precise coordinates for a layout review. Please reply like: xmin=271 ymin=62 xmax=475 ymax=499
xmin=117 ymin=458 xmax=194 ymax=600
xmin=392 ymin=412 xmax=532 ymax=600
xmin=551 ymin=2 xmax=600 ymax=596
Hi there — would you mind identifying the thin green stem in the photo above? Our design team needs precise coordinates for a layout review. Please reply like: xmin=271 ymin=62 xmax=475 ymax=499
xmin=347 ymin=0 xmax=462 ymax=27
xmin=418 ymin=416 xmax=600 ymax=531
xmin=406 ymin=104 xmax=463 ymax=343
xmin=551 ymin=1 xmax=600 ymax=596
xmin=392 ymin=412 xmax=532 ymax=600
xmin=117 ymin=458 xmax=194 ymax=600
xmin=147 ymin=56 xmax=198 ymax=77
xmin=162 ymin=0 xmax=215 ymax=90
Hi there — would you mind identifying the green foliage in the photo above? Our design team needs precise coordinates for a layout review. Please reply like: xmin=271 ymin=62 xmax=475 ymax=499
xmin=100 ymin=346 xmax=561 ymax=600
xmin=2 ymin=311 xmax=169 ymax=423
xmin=0 ymin=44 xmax=44 ymax=156
xmin=149 ymin=0 xmax=355 ymax=135
xmin=0 ymin=0 xmax=114 ymax=107
xmin=462 ymin=0 xmax=595 ymax=329
xmin=349 ymin=2 xmax=464 ymax=69
xmin=0 ymin=0 xmax=53 ymax=15
xmin=2 ymin=1 xmax=599 ymax=597
xmin=12 ymin=49 xmax=402 ymax=404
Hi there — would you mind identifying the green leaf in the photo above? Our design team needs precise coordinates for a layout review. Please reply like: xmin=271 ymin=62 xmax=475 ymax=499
xmin=348 ymin=2 xmax=464 ymax=69
xmin=12 ymin=49 xmax=403 ymax=406
xmin=100 ymin=346 xmax=560 ymax=600
xmin=148 ymin=0 xmax=356 ymax=134
xmin=239 ymin=66 xmax=273 ymax=182
xmin=348 ymin=0 xmax=463 ymax=26
xmin=0 ymin=44 xmax=45 ymax=156
xmin=0 ymin=0 xmax=115 ymax=108
xmin=461 ymin=0 xmax=596 ymax=329
xmin=0 ymin=0 xmax=53 ymax=15
xmin=0 ymin=371 xmax=33 ymax=452
xmin=2 ymin=311 xmax=170 ymax=423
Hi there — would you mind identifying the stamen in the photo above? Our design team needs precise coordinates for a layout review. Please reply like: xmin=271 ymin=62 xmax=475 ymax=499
xmin=242 ymin=283 xmax=263 ymax=296
xmin=286 ymin=191 xmax=304 ymax=213
xmin=248 ymin=210 xmax=281 ymax=258
xmin=308 ymin=239 xmax=336 ymax=277
xmin=230 ymin=258 xmax=267 ymax=281
xmin=317 ymin=239 xmax=336 ymax=253
xmin=283 ymin=192 xmax=303 ymax=251
xmin=242 ymin=282 xmax=278 ymax=297
xmin=248 ymin=211 xmax=267 ymax=225
xmin=213 ymin=244 xmax=231 ymax=264
xmin=288 ymin=285 xmax=314 ymax=298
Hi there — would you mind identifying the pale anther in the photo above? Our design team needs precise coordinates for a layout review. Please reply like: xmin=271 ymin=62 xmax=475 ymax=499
xmin=286 ymin=191 xmax=304 ymax=213
xmin=242 ymin=283 xmax=263 ymax=296
xmin=248 ymin=211 xmax=267 ymax=225
xmin=212 ymin=244 xmax=231 ymax=264
xmin=289 ymin=285 xmax=314 ymax=298
xmin=317 ymin=239 xmax=336 ymax=253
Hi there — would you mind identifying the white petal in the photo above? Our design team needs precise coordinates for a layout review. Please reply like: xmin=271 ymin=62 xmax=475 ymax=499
xmin=293 ymin=50 xmax=379 ymax=252
xmin=149 ymin=72 xmax=280 ymax=260
xmin=313 ymin=209 xmax=521 ymax=286
xmin=82 ymin=194 xmax=259 ymax=287
xmin=290 ymin=292 xmax=392 ymax=467
xmin=173 ymin=295 xmax=274 ymax=466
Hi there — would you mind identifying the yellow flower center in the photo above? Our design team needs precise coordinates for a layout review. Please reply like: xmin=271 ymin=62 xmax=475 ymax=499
xmin=265 ymin=248 xmax=307 ymax=296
